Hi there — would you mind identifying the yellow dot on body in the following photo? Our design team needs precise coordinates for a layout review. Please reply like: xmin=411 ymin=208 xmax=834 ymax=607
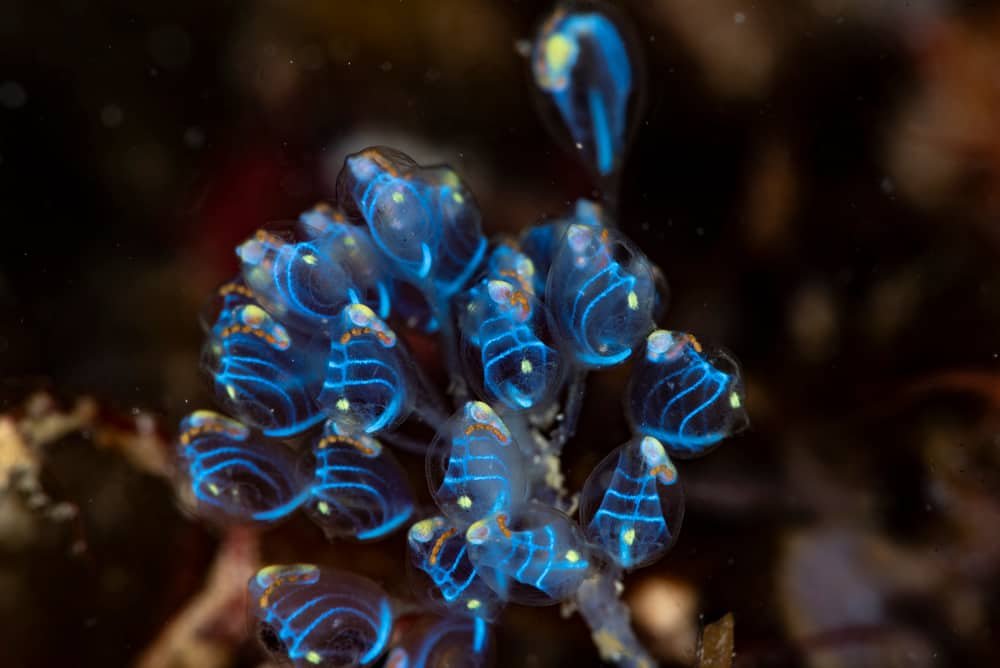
xmin=336 ymin=397 xmax=351 ymax=412
xmin=306 ymin=651 xmax=323 ymax=664
xmin=343 ymin=235 xmax=356 ymax=247
xmin=622 ymin=527 xmax=636 ymax=546
xmin=302 ymin=253 xmax=318 ymax=266
xmin=466 ymin=599 xmax=481 ymax=610
xmin=457 ymin=495 xmax=473 ymax=509
xmin=392 ymin=191 xmax=405 ymax=204
xmin=627 ymin=291 xmax=639 ymax=310
xmin=317 ymin=501 xmax=330 ymax=516
xmin=452 ymin=191 xmax=464 ymax=204
xmin=225 ymin=384 xmax=238 ymax=401
xmin=207 ymin=483 xmax=220 ymax=496
xmin=729 ymin=392 xmax=742 ymax=409
xmin=520 ymin=358 xmax=534 ymax=374
xmin=545 ymin=34 xmax=574 ymax=72
xmin=565 ymin=549 xmax=580 ymax=563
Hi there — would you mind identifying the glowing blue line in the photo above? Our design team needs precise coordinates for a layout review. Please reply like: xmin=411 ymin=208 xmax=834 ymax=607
xmin=589 ymin=86 xmax=613 ymax=175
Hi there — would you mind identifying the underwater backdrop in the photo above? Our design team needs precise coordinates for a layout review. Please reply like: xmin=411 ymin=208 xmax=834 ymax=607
xmin=2 ymin=1 xmax=1000 ymax=667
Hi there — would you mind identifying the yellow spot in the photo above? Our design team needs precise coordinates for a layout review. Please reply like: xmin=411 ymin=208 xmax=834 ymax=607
xmin=302 ymin=253 xmax=318 ymax=266
xmin=622 ymin=528 xmax=636 ymax=546
xmin=545 ymin=34 xmax=574 ymax=72
xmin=565 ymin=549 xmax=580 ymax=563
xmin=457 ymin=495 xmax=473 ymax=509
xmin=452 ymin=191 xmax=464 ymax=204
xmin=467 ymin=599 xmax=481 ymax=610
xmin=306 ymin=651 xmax=322 ymax=665
xmin=317 ymin=501 xmax=330 ymax=516
xmin=207 ymin=483 xmax=220 ymax=496
xmin=343 ymin=235 xmax=356 ymax=247
xmin=336 ymin=397 xmax=351 ymax=412
xmin=729 ymin=392 xmax=742 ymax=409
xmin=520 ymin=358 xmax=534 ymax=374
xmin=409 ymin=518 xmax=436 ymax=542
xmin=627 ymin=291 xmax=639 ymax=310
xmin=225 ymin=384 xmax=238 ymax=401
xmin=392 ymin=191 xmax=405 ymax=204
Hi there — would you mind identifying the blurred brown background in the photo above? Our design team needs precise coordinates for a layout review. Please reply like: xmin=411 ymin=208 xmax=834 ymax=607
xmin=1 ymin=1 xmax=999 ymax=666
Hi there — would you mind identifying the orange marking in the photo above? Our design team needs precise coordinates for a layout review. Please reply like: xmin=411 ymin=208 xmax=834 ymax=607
xmin=664 ymin=334 xmax=700 ymax=361
xmin=218 ymin=283 xmax=255 ymax=299
xmin=179 ymin=422 xmax=236 ymax=445
xmin=221 ymin=324 xmax=279 ymax=346
xmin=650 ymin=464 xmax=677 ymax=483
xmin=317 ymin=434 xmax=376 ymax=456
xmin=509 ymin=290 xmax=529 ymax=313
xmin=495 ymin=514 xmax=512 ymax=538
xmin=254 ymin=229 xmax=284 ymax=245
xmin=258 ymin=570 xmax=313 ymax=609
xmin=429 ymin=527 xmax=457 ymax=566
xmin=599 ymin=228 xmax=609 ymax=243
xmin=339 ymin=327 xmax=394 ymax=346
xmin=464 ymin=423 xmax=508 ymax=443
xmin=362 ymin=149 xmax=401 ymax=177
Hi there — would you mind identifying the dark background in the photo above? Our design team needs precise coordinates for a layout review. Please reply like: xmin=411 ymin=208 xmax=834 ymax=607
xmin=2 ymin=1 xmax=999 ymax=666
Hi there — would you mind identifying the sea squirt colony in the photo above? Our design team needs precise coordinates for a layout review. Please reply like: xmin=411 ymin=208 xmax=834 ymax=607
xmin=175 ymin=2 xmax=748 ymax=666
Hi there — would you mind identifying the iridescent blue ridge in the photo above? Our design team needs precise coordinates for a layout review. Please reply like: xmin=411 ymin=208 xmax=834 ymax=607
xmin=319 ymin=304 xmax=411 ymax=435
xmin=546 ymin=223 xmax=655 ymax=368
xmin=203 ymin=297 xmax=325 ymax=438
xmin=336 ymin=147 xmax=486 ymax=298
xmin=305 ymin=427 xmax=414 ymax=541
xmin=237 ymin=208 xmax=392 ymax=328
xmin=519 ymin=199 xmax=606 ymax=298
xmin=627 ymin=330 xmax=749 ymax=458
xmin=533 ymin=6 xmax=633 ymax=175
xmin=177 ymin=411 xmax=309 ymax=526
xmin=337 ymin=147 xmax=433 ymax=279
xmin=407 ymin=516 xmax=503 ymax=620
xmin=459 ymin=279 xmax=563 ymax=412
xmin=579 ymin=436 xmax=685 ymax=569
xmin=422 ymin=166 xmax=488 ymax=296
xmin=385 ymin=615 xmax=492 ymax=668
xmin=427 ymin=402 xmax=527 ymax=526
xmin=250 ymin=564 xmax=393 ymax=667
xmin=466 ymin=504 xmax=591 ymax=606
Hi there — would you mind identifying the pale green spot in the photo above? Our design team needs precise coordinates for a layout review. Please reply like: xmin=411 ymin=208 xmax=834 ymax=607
xmin=302 ymin=253 xmax=318 ymax=266
xmin=306 ymin=650 xmax=322 ymax=664
xmin=520 ymin=358 xmax=534 ymax=374
xmin=622 ymin=527 xmax=636 ymax=546
xmin=336 ymin=397 xmax=351 ymax=412
xmin=627 ymin=291 xmax=639 ymax=310
xmin=565 ymin=549 xmax=580 ymax=563
xmin=729 ymin=392 xmax=742 ymax=409
xmin=545 ymin=34 xmax=574 ymax=72
xmin=466 ymin=599 xmax=481 ymax=610
xmin=317 ymin=501 xmax=330 ymax=516
xmin=392 ymin=191 xmax=405 ymax=204
xmin=457 ymin=495 xmax=473 ymax=509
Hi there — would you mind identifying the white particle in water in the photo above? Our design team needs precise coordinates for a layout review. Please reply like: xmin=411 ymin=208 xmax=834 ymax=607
xmin=101 ymin=105 xmax=123 ymax=128
xmin=0 ymin=81 xmax=27 ymax=109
